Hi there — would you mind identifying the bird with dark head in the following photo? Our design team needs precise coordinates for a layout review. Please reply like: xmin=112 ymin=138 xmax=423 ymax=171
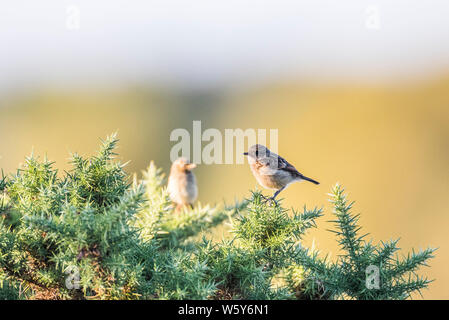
xmin=244 ymin=144 xmax=319 ymax=205
xmin=167 ymin=157 xmax=198 ymax=212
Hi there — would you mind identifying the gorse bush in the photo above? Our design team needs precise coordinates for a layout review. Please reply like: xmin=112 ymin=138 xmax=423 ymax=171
xmin=0 ymin=134 xmax=436 ymax=299
xmin=294 ymin=185 xmax=437 ymax=300
xmin=0 ymin=135 xmax=151 ymax=299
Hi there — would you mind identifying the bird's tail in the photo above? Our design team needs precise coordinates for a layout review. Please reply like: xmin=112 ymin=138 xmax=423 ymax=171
xmin=301 ymin=175 xmax=320 ymax=185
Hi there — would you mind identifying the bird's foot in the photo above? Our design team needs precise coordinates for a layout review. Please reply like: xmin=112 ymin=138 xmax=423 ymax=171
xmin=268 ymin=197 xmax=278 ymax=206
xmin=261 ymin=196 xmax=278 ymax=206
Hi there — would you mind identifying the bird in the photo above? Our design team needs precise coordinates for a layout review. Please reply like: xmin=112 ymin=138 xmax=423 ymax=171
xmin=243 ymin=144 xmax=319 ymax=205
xmin=167 ymin=157 xmax=198 ymax=212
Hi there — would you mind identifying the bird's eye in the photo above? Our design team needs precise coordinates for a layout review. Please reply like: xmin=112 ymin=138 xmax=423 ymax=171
xmin=255 ymin=150 xmax=259 ymax=156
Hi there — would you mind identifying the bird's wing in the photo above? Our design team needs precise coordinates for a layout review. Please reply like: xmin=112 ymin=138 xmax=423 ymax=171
xmin=276 ymin=155 xmax=302 ymax=177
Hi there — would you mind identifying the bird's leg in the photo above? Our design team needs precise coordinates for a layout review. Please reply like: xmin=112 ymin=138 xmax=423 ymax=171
xmin=265 ymin=187 xmax=285 ymax=206
xmin=174 ymin=203 xmax=183 ymax=213
xmin=272 ymin=188 xmax=284 ymax=200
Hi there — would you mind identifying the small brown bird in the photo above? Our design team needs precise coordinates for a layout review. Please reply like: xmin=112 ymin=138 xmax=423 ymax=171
xmin=244 ymin=144 xmax=319 ymax=204
xmin=167 ymin=157 xmax=198 ymax=211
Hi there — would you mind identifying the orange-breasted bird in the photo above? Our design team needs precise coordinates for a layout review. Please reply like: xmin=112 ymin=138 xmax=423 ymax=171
xmin=244 ymin=144 xmax=319 ymax=204
xmin=167 ymin=157 xmax=198 ymax=212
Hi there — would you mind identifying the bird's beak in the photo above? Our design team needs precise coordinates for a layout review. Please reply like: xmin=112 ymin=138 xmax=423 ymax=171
xmin=243 ymin=152 xmax=248 ymax=156
xmin=185 ymin=163 xmax=197 ymax=170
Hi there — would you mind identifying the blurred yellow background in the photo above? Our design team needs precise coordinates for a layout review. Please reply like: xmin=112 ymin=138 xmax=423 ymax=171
xmin=1 ymin=76 xmax=448 ymax=298
xmin=2 ymin=0 xmax=449 ymax=300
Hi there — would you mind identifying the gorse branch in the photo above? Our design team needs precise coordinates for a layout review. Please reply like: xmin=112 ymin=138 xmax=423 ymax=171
xmin=295 ymin=184 xmax=437 ymax=300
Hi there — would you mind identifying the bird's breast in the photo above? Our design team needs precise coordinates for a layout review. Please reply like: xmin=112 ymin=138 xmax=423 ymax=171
xmin=167 ymin=171 xmax=198 ymax=205
xmin=249 ymin=162 xmax=290 ymax=189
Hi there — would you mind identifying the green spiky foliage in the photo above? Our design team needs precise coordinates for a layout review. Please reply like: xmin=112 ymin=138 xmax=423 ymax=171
xmin=0 ymin=134 xmax=157 ymax=299
xmin=0 ymin=135 xmax=436 ymax=300
xmin=233 ymin=193 xmax=322 ymax=267
xmin=132 ymin=165 xmax=322 ymax=300
xmin=132 ymin=162 xmax=244 ymax=249
xmin=294 ymin=184 xmax=436 ymax=300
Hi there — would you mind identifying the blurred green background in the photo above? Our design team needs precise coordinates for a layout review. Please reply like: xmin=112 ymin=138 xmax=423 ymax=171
xmin=1 ymin=0 xmax=449 ymax=299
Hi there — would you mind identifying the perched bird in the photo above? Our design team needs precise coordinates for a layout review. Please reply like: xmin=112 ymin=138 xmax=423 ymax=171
xmin=167 ymin=157 xmax=198 ymax=211
xmin=244 ymin=144 xmax=319 ymax=204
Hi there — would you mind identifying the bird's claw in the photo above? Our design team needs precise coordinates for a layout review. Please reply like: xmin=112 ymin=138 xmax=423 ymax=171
xmin=261 ymin=196 xmax=278 ymax=206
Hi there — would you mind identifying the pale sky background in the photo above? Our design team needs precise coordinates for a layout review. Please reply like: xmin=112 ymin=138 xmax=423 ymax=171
xmin=1 ymin=0 xmax=449 ymax=92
